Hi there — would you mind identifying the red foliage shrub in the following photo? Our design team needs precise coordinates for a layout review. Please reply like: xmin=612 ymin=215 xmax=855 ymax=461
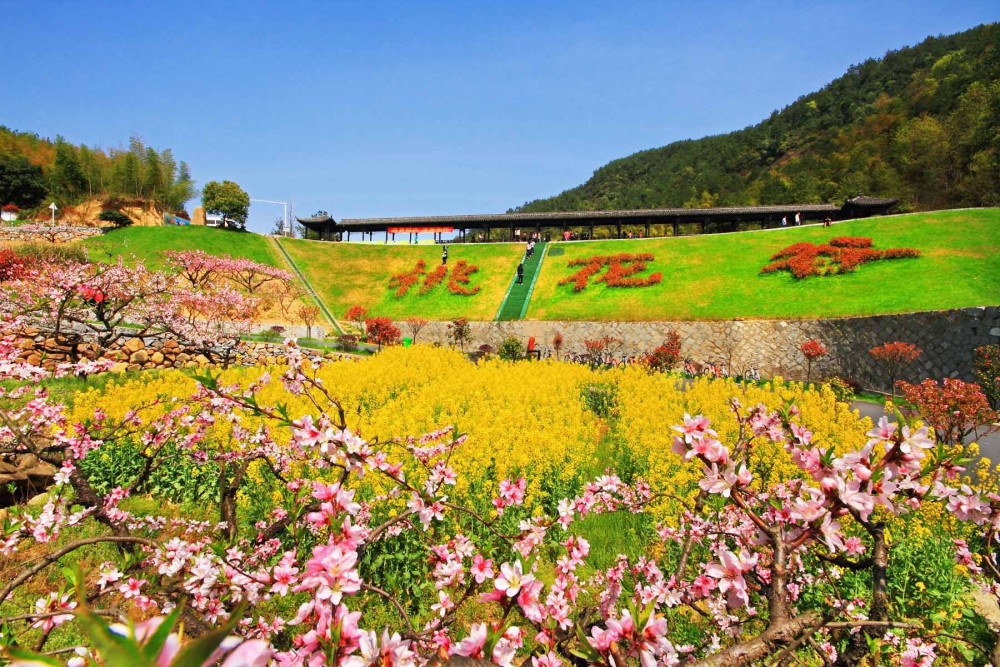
xmin=896 ymin=378 xmax=999 ymax=445
xmin=642 ymin=330 xmax=682 ymax=372
xmin=800 ymin=339 xmax=828 ymax=360
xmin=364 ymin=317 xmax=401 ymax=350
xmin=869 ymin=341 xmax=922 ymax=394
xmin=344 ymin=305 xmax=368 ymax=333
xmin=761 ymin=238 xmax=920 ymax=279
xmin=0 ymin=248 xmax=27 ymax=282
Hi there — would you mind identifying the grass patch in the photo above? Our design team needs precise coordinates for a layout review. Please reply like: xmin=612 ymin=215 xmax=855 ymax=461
xmin=527 ymin=209 xmax=1000 ymax=320
xmin=82 ymin=225 xmax=285 ymax=270
xmin=281 ymin=240 xmax=524 ymax=320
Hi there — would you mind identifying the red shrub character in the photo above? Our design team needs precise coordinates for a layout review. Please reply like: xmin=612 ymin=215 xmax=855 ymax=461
xmin=761 ymin=239 xmax=920 ymax=279
xmin=420 ymin=265 xmax=448 ymax=295
xmin=389 ymin=260 xmax=427 ymax=297
xmin=446 ymin=260 xmax=481 ymax=296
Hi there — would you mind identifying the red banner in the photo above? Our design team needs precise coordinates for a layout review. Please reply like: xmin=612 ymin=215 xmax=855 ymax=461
xmin=387 ymin=226 xmax=455 ymax=234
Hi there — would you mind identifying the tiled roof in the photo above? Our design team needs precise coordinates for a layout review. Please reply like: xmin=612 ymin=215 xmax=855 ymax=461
xmin=327 ymin=204 xmax=840 ymax=227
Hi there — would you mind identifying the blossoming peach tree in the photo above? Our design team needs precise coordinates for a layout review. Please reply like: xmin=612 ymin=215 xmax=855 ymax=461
xmin=1 ymin=262 xmax=1000 ymax=665
xmin=2 ymin=338 xmax=999 ymax=667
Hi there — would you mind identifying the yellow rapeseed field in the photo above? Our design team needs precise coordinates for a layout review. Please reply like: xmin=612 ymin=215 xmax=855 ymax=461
xmin=68 ymin=346 xmax=926 ymax=525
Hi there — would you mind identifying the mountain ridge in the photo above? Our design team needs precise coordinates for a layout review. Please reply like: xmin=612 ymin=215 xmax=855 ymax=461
xmin=514 ymin=23 xmax=1000 ymax=214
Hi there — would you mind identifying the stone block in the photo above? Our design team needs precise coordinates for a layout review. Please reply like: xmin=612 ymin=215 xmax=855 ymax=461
xmin=129 ymin=349 xmax=150 ymax=365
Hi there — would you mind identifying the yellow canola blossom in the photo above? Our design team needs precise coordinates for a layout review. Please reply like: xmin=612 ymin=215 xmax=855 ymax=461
xmin=614 ymin=370 xmax=872 ymax=520
xmin=70 ymin=348 xmax=885 ymax=523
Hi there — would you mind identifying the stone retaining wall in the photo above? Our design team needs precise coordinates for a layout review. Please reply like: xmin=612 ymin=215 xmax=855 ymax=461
xmin=14 ymin=328 xmax=345 ymax=372
xmin=0 ymin=226 xmax=104 ymax=243
xmin=400 ymin=307 xmax=1000 ymax=392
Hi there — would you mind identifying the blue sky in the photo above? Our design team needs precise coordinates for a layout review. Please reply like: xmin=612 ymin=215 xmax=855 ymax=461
xmin=2 ymin=1 xmax=997 ymax=233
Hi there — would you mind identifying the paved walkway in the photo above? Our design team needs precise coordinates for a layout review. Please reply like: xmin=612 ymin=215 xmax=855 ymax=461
xmin=496 ymin=243 xmax=547 ymax=321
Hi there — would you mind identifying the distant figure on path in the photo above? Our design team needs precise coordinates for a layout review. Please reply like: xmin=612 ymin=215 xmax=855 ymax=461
xmin=795 ymin=212 xmax=801 ymax=226
xmin=781 ymin=216 xmax=788 ymax=227
xmin=823 ymin=217 xmax=832 ymax=227
xmin=516 ymin=262 xmax=524 ymax=285
xmin=442 ymin=246 xmax=448 ymax=265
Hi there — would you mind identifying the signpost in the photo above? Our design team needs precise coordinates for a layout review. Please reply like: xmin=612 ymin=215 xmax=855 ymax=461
xmin=48 ymin=202 xmax=57 ymax=226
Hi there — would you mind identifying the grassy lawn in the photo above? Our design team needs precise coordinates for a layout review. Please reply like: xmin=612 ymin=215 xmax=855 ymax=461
xmin=281 ymin=240 xmax=524 ymax=320
xmin=82 ymin=225 xmax=285 ymax=270
xmin=526 ymin=208 xmax=1000 ymax=320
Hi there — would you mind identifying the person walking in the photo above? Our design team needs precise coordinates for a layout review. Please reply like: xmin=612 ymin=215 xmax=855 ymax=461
xmin=795 ymin=212 xmax=801 ymax=226
xmin=442 ymin=245 xmax=448 ymax=265
xmin=516 ymin=261 xmax=524 ymax=285
xmin=781 ymin=216 xmax=788 ymax=227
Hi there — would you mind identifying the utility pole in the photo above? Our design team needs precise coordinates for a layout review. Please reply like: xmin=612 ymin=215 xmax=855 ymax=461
xmin=250 ymin=198 xmax=291 ymax=236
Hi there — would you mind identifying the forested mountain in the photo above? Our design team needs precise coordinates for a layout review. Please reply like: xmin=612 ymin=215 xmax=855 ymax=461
xmin=515 ymin=23 xmax=1000 ymax=213
xmin=0 ymin=128 xmax=196 ymax=215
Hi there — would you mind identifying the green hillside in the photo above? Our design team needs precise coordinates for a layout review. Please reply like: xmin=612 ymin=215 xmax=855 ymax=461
xmin=516 ymin=24 xmax=1000 ymax=214
xmin=84 ymin=226 xmax=284 ymax=270
xmin=280 ymin=239 xmax=524 ymax=321
xmin=527 ymin=209 xmax=1000 ymax=321
xmin=77 ymin=209 xmax=999 ymax=323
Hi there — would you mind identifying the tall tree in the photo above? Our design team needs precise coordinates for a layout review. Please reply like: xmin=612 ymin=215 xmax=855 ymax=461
xmin=0 ymin=154 xmax=47 ymax=208
xmin=202 ymin=180 xmax=250 ymax=229
xmin=50 ymin=138 xmax=87 ymax=202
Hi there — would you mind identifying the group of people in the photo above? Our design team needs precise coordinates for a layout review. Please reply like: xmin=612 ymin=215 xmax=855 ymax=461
xmin=781 ymin=212 xmax=803 ymax=227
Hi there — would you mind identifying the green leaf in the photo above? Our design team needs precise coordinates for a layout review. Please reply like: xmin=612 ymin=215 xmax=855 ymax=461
xmin=169 ymin=603 xmax=246 ymax=667
xmin=3 ymin=646 xmax=63 ymax=666
xmin=140 ymin=605 xmax=183 ymax=663
xmin=75 ymin=605 xmax=152 ymax=667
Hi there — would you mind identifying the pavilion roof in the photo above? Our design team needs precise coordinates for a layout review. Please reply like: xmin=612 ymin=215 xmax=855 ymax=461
xmin=328 ymin=203 xmax=840 ymax=228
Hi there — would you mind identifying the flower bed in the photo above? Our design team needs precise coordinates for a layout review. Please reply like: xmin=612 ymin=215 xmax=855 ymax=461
xmin=388 ymin=259 xmax=483 ymax=297
xmin=559 ymin=253 xmax=662 ymax=292
xmin=760 ymin=237 xmax=920 ymax=278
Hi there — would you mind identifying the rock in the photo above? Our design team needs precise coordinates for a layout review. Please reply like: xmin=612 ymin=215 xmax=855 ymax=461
xmin=123 ymin=337 xmax=145 ymax=353
xmin=194 ymin=354 xmax=211 ymax=366
xmin=184 ymin=361 xmax=198 ymax=368
xmin=130 ymin=349 xmax=149 ymax=365
xmin=127 ymin=364 xmax=141 ymax=372
xmin=151 ymin=351 xmax=164 ymax=365
xmin=0 ymin=455 xmax=57 ymax=507
xmin=176 ymin=353 xmax=190 ymax=363
xmin=25 ymin=353 xmax=41 ymax=366
xmin=111 ymin=362 xmax=128 ymax=373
